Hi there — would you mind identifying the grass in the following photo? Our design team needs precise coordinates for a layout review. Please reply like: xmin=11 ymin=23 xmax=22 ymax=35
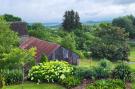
xmin=129 ymin=47 xmax=135 ymax=62
xmin=129 ymin=64 xmax=135 ymax=72
xmin=3 ymin=82 xmax=65 ymax=89
xmin=79 ymin=59 xmax=98 ymax=67
xmin=129 ymin=40 xmax=135 ymax=62
xmin=131 ymin=81 xmax=135 ymax=89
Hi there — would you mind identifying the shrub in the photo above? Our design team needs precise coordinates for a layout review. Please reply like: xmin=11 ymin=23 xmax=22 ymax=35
xmin=112 ymin=63 xmax=132 ymax=81
xmin=86 ymin=79 xmax=125 ymax=89
xmin=28 ymin=61 xmax=74 ymax=83
xmin=93 ymin=59 xmax=112 ymax=79
xmin=59 ymin=76 xmax=81 ymax=89
xmin=1 ymin=69 xmax=22 ymax=85
xmin=73 ymin=66 xmax=94 ymax=79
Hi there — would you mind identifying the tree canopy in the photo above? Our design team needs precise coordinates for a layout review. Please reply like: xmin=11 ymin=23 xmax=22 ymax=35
xmin=112 ymin=15 xmax=135 ymax=38
xmin=90 ymin=23 xmax=129 ymax=61
xmin=62 ymin=10 xmax=82 ymax=32
xmin=3 ymin=14 xmax=22 ymax=22
xmin=0 ymin=17 xmax=19 ymax=58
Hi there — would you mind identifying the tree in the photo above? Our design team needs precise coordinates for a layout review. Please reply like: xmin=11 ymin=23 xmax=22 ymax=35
xmin=2 ymin=47 xmax=36 ymax=89
xmin=74 ymin=26 xmax=96 ymax=51
xmin=61 ymin=33 xmax=76 ymax=51
xmin=28 ymin=23 xmax=45 ymax=30
xmin=112 ymin=15 xmax=135 ymax=38
xmin=62 ymin=10 xmax=81 ymax=32
xmin=2 ymin=48 xmax=36 ymax=69
xmin=0 ymin=17 xmax=19 ymax=58
xmin=90 ymin=24 xmax=129 ymax=61
xmin=3 ymin=14 xmax=22 ymax=22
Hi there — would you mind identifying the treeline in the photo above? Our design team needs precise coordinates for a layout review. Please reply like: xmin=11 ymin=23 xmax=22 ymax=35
xmin=0 ymin=11 xmax=135 ymax=61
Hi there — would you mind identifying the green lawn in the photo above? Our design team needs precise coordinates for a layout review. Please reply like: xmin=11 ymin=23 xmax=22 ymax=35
xmin=129 ymin=40 xmax=135 ymax=62
xmin=129 ymin=64 xmax=135 ymax=72
xmin=79 ymin=59 xmax=98 ymax=67
xmin=129 ymin=47 xmax=135 ymax=62
xmin=3 ymin=82 xmax=65 ymax=89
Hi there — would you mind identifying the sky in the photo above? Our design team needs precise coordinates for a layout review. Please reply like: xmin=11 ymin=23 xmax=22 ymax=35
xmin=0 ymin=0 xmax=135 ymax=23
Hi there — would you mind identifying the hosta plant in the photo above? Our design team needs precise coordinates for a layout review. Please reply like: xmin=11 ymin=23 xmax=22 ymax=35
xmin=28 ymin=61 xmax=74 ymax=83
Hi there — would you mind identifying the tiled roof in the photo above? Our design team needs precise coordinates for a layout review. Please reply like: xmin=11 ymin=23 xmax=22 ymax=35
xmin=20 ymin=37 xmax=60 ymax=61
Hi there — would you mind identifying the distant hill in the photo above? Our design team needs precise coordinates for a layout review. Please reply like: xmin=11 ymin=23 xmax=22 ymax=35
xmin=29 ymin=20 xmax=112 ymax=29
xmin=83 ymin=20 xmax=112 ymax=25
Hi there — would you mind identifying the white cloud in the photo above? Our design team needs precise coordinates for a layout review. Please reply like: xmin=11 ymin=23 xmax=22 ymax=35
xmin=0 ymin=0 xmax=135 ymax=22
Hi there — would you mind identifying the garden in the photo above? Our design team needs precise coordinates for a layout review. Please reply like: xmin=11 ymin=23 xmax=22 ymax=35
xmin=0 ymin=13 xmax=135 ymax=89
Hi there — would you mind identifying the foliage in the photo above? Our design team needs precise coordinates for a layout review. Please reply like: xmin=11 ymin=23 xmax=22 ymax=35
xmin=0 ymin=69 xmax=22 ymax=85
xmin=3 ymin=14 xmax=22 ymax=22
xmin=86 ymin=79 xmax=125 ymax=89
xmin=28 ymin=61 xmax=74 ymax=83
xmin=0 ymin=17 xmax=19 ymax=58
xmin=90 ymin=24 xmax=129 ymax=61
xmin=93 ymin=59 xmax=112 ymax=79
xmin=74 ymin=26 xmax=96 ymax=52
xmin=62 ymin=10 xmax=81 ymax=31
xmin=1 ymin=48 xmax=36 ymax=69
xmin=0 ymin=75 xmax=5 ymax=88
xmin=61 ymin=33 xmax=76 ymax=51
xmin=59 ymin=76 xmax=81 ymax=89
xmin=28 ymin=23 xmax=45 ymax=30
xmin=112 ymin=15 xmax=135 ymax=38
xmin=73 ymin=66 xmax=94 ymax=79
xmin=112 ymin=63 xmax=132 ymax=81
xmin=40 ymin=54 xmax=48 ymax=63
xmin=28 ymin=23 xmax=64 ymax=43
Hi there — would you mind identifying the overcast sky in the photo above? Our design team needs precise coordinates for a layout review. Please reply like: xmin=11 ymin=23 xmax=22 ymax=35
xmin=0 ymin=0 xmax=135 ymax=23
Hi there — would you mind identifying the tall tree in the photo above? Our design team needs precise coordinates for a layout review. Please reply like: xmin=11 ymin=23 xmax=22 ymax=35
xmin=62 ymin=10 xmax=81 ymax=32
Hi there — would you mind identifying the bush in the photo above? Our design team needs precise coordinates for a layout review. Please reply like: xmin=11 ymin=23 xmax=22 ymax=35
xmin=59 ymin=76 xmax=81 ymax=89
xmin=93 ymin=59 xmax=112 ymax=79
xmin=86 ymin=79 xmax=125 ymax=89
xmin=28 ymin=61 xmax=74 ymax=83
xmin=1 ymin=69 xmax=22 ymax=85
xmin=73 ymin=66 xmax=94 ymax=79
xmin=112 ymin=63 xmax=132 ymax=81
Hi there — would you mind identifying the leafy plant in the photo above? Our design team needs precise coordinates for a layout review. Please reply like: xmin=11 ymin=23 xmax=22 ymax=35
xmin=40 ymin=54 xmax=48 ymax=63
xmin=0 ymin=17 xmax=19 ymax=58
xmin=73 ymin=66 xmax=94 ymax=79
xmin=86 ymin=79 xmax=125 ymax=89
xmin=0 ymin=75 xmax=5 ymax=88
xmin=112 ymin=63 xmax=132 ymax=81
xmin=1 ymin=69 xmax=22 ymax=85
xmin=2 ymin=48 xmax=36 ymax=69
xmin=28 ymin=61 xmax=74 ymax=83
xmin=59 ymin=76 xmax=81 ymax=89
xmin=93 ymin=59 xmax=112 ymax=79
